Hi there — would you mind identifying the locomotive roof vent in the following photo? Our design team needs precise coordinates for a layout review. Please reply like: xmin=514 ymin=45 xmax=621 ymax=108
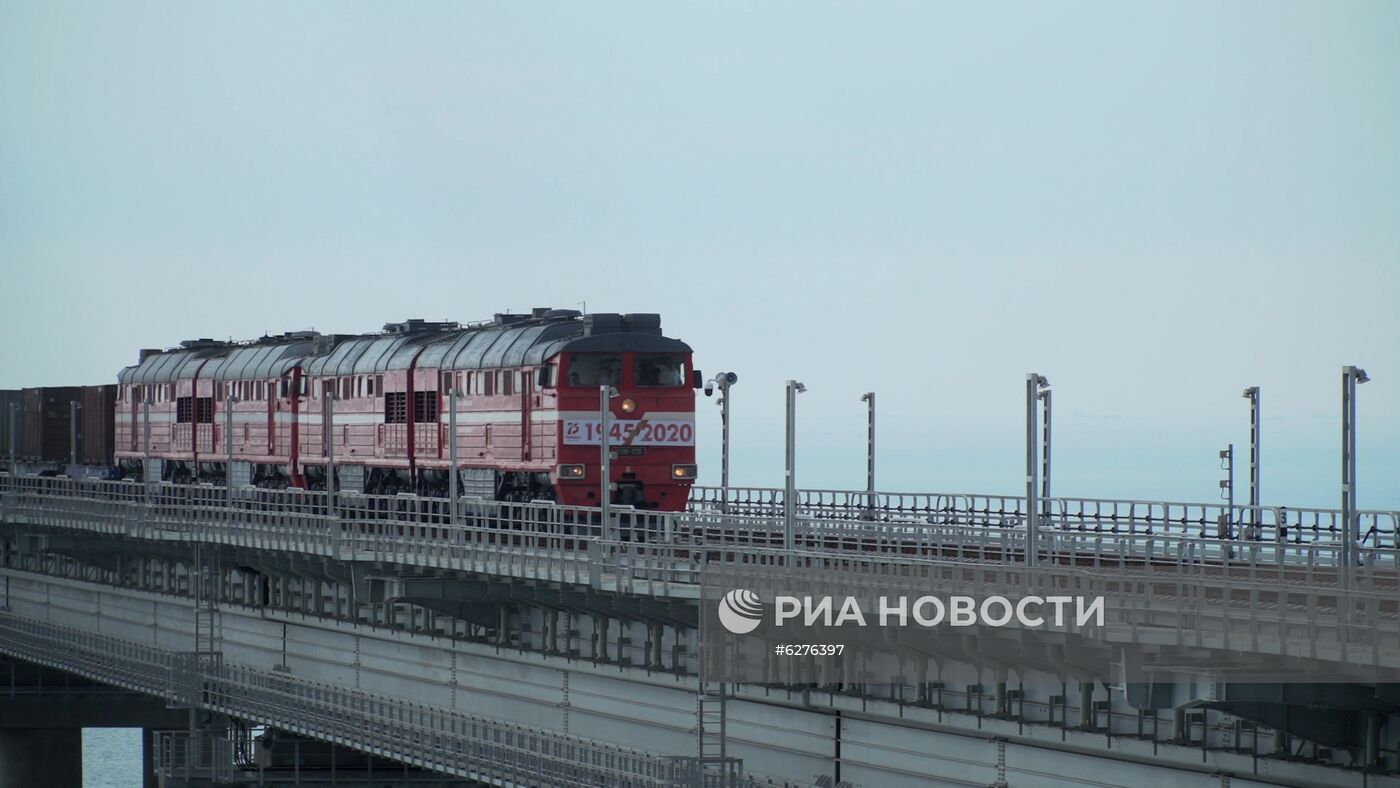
xmin=138 ymin=348 xmax=163 ymax=362
xmin=622 ymin=313 xmax=662 ymax=335
xmin=382 ymin=319 xmax=460 ymax=335
xmin=178 ymin=338 xmax=227 ymax=350
xmin=492 ymin=313 xmax=530 ymax=326
xmin=543 ymin=309 xmax=582 ymax=320
xmin=582 ymin=313 xmax=624 ymax=336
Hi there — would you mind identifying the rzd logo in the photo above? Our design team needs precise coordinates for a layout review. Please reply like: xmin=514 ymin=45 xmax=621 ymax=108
xmin=717 ymin=589 xmax=763 ymax=635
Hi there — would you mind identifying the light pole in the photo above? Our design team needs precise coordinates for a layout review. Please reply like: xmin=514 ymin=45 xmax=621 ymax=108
xmin=449 ymin=386 xmax=460 ymax=527
xmin=9 ymin=402 xmax=18 ymax=476
xmin=600 ymin=384 xmax=619 ymax=537
xmin=707 ymin=372 xmax=738 ymax=513
xmin=143 ymin=397 xmax=152 ymax=497
xmin=1025 ymin=374 xmax=1049 ymax=567
xmin=784 ymin=380 xmax=806 ymax=549
xmin=1038 ymin=387 xmax=1051 ymax=506
xmin=1241 ymin=387 xmax=1260 ymax=508
xmin=70 ymin=401 xmax=81 ymax=468
xmin=1219 ymin=444 xmax=1234 ymax=541
xmin=1342 ymin=366 xmax=1369 ymax=575
xmin=225 ymin=395 xmax=238 ymax=504
xmin=860 ymin=392 xmax=875 ymax=512
xmin=325 ymin=391 xmax=337 ymax=516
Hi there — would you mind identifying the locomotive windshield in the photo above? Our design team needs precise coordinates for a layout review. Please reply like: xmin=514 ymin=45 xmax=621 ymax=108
xmin=634 ymin=354 xmax=685 ymax=387
xmin=567 ymin=354 xmax=621 ymax=386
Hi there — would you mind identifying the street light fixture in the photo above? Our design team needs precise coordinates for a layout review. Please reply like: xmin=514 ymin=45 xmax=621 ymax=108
xmin=1342 ymin=366 xmax=1370 ymax=576
xmin=449 ymin=386 xmax=461 ymax=527
xmin=706 ymin=372 xmax=738 ymax=512
xmin=784 ymin=380 xmax=807 ymax=548
xmin=859 ymin=392 xmax=876 ymax=513
xmin=225 ymin=395 xmax=239 ymax=503
xmin=600 ymin=384 xmax=620 ymax=537
xmin=325 ymin=391 xmax=337 ymax=517
xmin=1025 ymin=374 xmax=1050 ymax=567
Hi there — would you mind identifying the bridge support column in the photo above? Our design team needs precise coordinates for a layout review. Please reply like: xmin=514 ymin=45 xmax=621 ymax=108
xmin=142 ymin=728 xmax=158 ymax=788
xmin=1078 ymin=682 xmax=1094 ymax=729
xmin=0 ymin=727 xmax=82 ymax=788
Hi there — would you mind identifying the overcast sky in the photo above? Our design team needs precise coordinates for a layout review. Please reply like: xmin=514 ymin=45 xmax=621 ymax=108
xmin=2 ymin=2 xmax=1396 ymax=509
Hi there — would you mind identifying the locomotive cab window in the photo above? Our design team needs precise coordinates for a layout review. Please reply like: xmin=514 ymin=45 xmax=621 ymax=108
xmin=567 ymin=355 xmax=621 ymax=387
xmin=634 ymin=354 xmax=685 ymax=387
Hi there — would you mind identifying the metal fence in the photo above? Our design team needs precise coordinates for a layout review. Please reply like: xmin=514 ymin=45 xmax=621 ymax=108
xmin=0 ymin=614 xmax=741 ymax=787
xmin=4 ymin=474 xmax=1399 ymax=597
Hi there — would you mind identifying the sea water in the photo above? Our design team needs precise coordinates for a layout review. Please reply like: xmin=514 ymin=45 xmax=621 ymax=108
xmin=82 ymin=728 xmax=142 ymax=788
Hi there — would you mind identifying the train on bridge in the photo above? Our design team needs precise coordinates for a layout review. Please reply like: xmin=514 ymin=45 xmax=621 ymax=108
xmin=1 ymin=310 xmax=701 ymax=511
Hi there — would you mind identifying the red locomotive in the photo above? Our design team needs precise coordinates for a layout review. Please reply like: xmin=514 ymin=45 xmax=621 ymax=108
xmin=102 ymin=310 xmax=699 ymax=511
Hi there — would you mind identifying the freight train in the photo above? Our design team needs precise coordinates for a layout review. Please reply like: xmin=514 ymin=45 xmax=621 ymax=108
xmin=2 ymin=310 xmax=701 ymax=511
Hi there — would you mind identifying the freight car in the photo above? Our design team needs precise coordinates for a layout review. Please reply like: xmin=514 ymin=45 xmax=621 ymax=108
xmin=2 ymin=385 xmax=117 ymax=477
xmin=112 ymin=310 xmax=700 ymax=511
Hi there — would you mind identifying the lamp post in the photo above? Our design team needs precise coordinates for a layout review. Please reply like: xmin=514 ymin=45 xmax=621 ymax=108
xmin=860 ymin=392 xmax=875 ymax=512
xmin=1219 ymin=444 xmax=1234 ymax=542
xmin=449 ymin=386 xmax=460 ymax=527
xmin=325 ymin=391 xmax=337 ymax=517
xmin=600 ymin=385 xmax=619 ymax=538
xmin=1342 ymin=366 xmax=1370 ymax=577
xmin=225 ymin=395 xmax=238 ymax=504
xmin=9 ymin=402 xmax=18 ymax=476
xmin=1038 ymin=387 xmax=1051 ymax=506
xmin=784 ymin=380 xmax=807 ymax=549
xmin=1241 ymin=387 xmax=1260 ymax=508
xmin=70 ymin=401 xmax=81 ymax=468
xmin=708 ymin=372 xmax=738 ymax=513
xmin=143 ymin=397 xmax=152 ymax=498
xmin=1025 ymin=374 xmax=1050 ymax=567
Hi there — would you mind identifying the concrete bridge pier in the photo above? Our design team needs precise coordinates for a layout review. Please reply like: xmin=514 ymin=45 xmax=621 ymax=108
xmin=0 ymin=726 xmax=83 ymax=788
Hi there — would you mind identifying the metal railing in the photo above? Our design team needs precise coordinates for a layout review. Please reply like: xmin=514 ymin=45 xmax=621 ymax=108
xmin=687 ymin=485 xmax=1400 ymax=548
xmin=0 ymin=614 xmax=743 ymax=787
xmin=4 ymin=474 xmax=1400 ymax=595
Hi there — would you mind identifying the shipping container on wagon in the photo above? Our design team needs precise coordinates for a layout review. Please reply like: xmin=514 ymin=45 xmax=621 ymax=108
xmin=0 ymin=390 xmax=23 ymax=466
xmin=80 ymin=384 xmax=117 ymax=466
xmin=20 ymin=387 xmax=83 ymax=463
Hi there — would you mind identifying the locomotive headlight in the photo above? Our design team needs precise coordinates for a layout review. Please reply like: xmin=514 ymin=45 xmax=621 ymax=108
xmin=671 ymin=464 xmax=697 ymax=480
xmin=620 ymin=398 xmax=637 ymax=414
xmin=557 ymin=464 xmax=586 ymax=479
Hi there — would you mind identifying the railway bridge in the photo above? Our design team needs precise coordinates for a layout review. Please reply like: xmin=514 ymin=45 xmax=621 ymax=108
xmin=1 ymin=474 xmax=1398 ymax=787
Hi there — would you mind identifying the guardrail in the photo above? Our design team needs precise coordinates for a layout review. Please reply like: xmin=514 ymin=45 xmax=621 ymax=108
xmin=688 ymin=485 xmax=1400 ymax=548
xmin=3 ymin=474 xmax=1398 ymax=596
xmin=0 ymin=614 xmax=743 ymax=787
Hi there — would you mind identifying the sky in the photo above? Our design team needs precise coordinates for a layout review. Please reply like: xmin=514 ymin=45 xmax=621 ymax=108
xmin=2 ymin=2 xmax=1396 ymax=510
